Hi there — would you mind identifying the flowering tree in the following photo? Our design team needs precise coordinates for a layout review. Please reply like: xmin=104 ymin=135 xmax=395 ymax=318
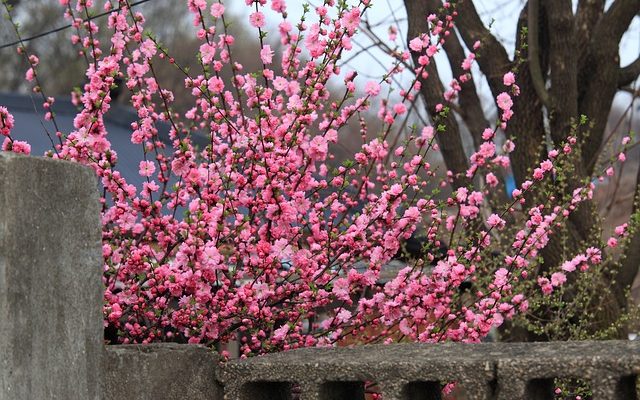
xmin=0 ymin=0 xmax=637 ymax=360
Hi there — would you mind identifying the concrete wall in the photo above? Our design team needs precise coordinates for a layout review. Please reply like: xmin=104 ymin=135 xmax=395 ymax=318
xmin=0 ymin=153 xmax=103 ymax=400
xmin=218 ymin=341 xmax=640 ymax=400
xmin=2 ymin=155 xmax=640 ymax=400
xmin=104 ymin=344 xmax=222 ymax=400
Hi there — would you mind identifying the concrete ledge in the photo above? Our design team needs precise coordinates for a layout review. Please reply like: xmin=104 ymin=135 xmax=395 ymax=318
xmin=494 ymin=341 xmax=640 ymax=399
xmin=218 ymin=341 xmax=640 ymax=400
xmin=219 ymin=343 xmax=498 ymax=400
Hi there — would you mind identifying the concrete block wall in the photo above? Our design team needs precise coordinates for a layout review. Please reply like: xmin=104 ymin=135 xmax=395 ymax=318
xmin=2 ymin=154 xmax=640 ymax=400
xmin=218 ymin=341 xmax=640 ymax=400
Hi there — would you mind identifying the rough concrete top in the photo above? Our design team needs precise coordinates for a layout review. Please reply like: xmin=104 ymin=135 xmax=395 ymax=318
xmin=215 ymin=341 xmax=640 ymax=400
xmin=224 ymin=340 xmax=640 ymax=368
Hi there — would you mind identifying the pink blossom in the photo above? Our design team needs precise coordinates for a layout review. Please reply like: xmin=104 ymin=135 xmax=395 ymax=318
xmin=532 ymin=168 xmax=544 ymax=180
xmin=561 ymin=260 xmax=576 ymax=272
xmin=482 ymin=128 xmax=494 ymax=140
xmin=496 ymin=92 xmax=513 ymax=110
xmin=272 ymin=324 xmax=290 ymax=341
xmin=25 ymin=68 xmax=35 ymax=82
xmin=189 ymin=0 xmax=206 ymax=10
xmin=503 ymin=140 xmax=515 ymax=153
xmin=210 ymin=3 xmax=224 ymax=18
xmin=409 ymin=37 xmax=423 ymax=52
xmin=138 ymin=160 xmax=156 ymax=177
xmin=341 ymin=8 xmax=360 ymax=31
xmin=586 ymin=247 xmax=602 ymax=264
xmin=200 ymin=43 xmax=216 ymax=64
xmin=0 ymin=106 xmax=15 ymax=136
xmin=486 ymin=172 xmax=499 ymax=187
xmin=550 ymin=272 xmax=566 ymax=287
xmin=365 ymin=81 xmax=381 ymax=96
xmin=503 ymin=72 xmax=515 ymax=86
xmin=207 ymin=77 xmax=224 ymax=93
xmin=538 ymin=277 xmax=553 ymax=295
xmin=2 ymin=138 xmax=30 ymax=155
xmin=308 ymin=135 xmax=328 ymax=160
xmin=461 ymin=54 xmax=474 ymax=70
xmin=332 ymin=278 xmax=350 ymax=300
xmin=260 ymin=45 xmax=273 ymax=64
xmin=389 ymin=183 xmax=403 ymax=196
xmin=487 ymin=214 xmax=505 ymax=229
xmin=494 ymin=268 xmax=509 ymax=286
xmin=336 ymin=309 xmax=352 ymax=324
xmin=249 ymin=12 xmax=266 ymax=28
xmin=393 ymin=103 xmax=407 ymax=115
xmin=271 ymin=0 xmax=286 ymax=12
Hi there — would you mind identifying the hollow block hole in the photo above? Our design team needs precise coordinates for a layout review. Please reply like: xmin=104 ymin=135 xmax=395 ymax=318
xmin=616 ymin=375 xmax=638 ymax=400
xmin=319 ymin=381 xmax=366 ymax=400
xmin=525 ymin=378 xmax=554 ymax=400
xmin=240 ymin=381 xmax=293 ymax=400
xmin=401 ymin=381 xmax=443 ymax=400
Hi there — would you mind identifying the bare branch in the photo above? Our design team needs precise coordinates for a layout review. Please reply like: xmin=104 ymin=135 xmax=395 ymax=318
xmin=506 ymin=3 xmax=547 ymax=189
xmin=442 ymin=28 xmax=490 ymax=149
xmin=616 ymin=164 xmax=640 ymax=301
xmin=579 ymin=0 xmax=639 ymax=175
xmin=544 ymin=0 xmax=578 ymax=144
xmin=527 ymin=0 xmax=551 ymax=109
xmin=454 ymin=0 xmax=512 ymax=99
xmin=404 ymin=0 xmax=470 ymax=187
xmin=619 ymin=57 xmax=640 ymax=88
xmin=600 ymin=0 xmax=640 ymax=43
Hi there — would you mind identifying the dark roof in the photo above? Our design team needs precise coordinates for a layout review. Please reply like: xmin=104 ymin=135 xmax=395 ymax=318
xmin=0 ymin=92 xmax=208 ymax=188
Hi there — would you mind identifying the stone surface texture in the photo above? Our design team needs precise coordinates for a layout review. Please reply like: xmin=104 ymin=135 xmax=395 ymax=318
xmin=104 ymin=343 xmax=222 ymax=400
xmin=0 ymin=153 xmax=103 ymax=400
xmin=219 ymin=341 xmax=640 ymax=400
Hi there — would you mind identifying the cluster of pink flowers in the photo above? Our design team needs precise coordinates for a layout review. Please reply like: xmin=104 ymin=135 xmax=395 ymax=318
xmin=0 ymin=106 xmax=30 ymax=154
xmin=0 ymin=0 xmax=628 ymax=357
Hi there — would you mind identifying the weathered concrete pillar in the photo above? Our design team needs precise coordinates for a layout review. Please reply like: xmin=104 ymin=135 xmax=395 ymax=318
xmin=0 ymin=153 xmax=103 ymax=399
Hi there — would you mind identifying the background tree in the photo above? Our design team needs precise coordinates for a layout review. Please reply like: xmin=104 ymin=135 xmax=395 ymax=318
xmin=389 ymin=0 xmax=640 ymax=340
